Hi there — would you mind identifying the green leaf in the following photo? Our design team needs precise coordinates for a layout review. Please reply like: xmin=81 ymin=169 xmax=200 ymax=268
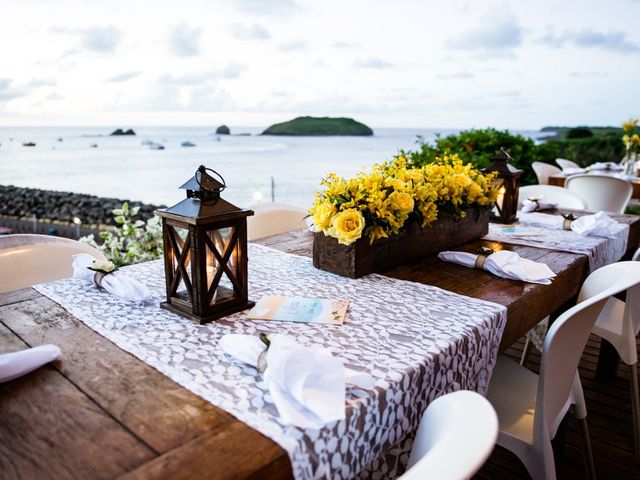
xmin=114 ymin=216 xmax=126 ymax=224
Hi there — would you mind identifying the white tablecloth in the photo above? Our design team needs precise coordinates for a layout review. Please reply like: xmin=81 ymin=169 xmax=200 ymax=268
xmin=35 ymin=243 xmax=506 ymax=479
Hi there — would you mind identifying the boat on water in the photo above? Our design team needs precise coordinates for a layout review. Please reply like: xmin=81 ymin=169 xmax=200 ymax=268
xmin=149 ymin=142 xmax=165 ymax=150
xmin=181 ymin=141 xmax=196 ymax=147
xmin=22 ymin=142 xmax=36 ymax=147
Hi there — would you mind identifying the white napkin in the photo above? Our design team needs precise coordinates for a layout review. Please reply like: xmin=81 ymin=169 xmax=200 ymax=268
xmin=588 ymin=162 xmax=623 ymax=171
xmin=0 ymin=344 xmax=61 ymax=383
xmin=220 ymin=333 xmax=374 ymax=429
xmin=518 ymin=211 xmax=620 ymax=238
xmin=438 ymin=250 xmax=556 ymax=285
xmin=521 ymin=196 xmax=558 ymax=212
xmin=562 ymin=167 xmax=585 ymax=175
xmin=72 ymin=254 xmax=152 ymax=302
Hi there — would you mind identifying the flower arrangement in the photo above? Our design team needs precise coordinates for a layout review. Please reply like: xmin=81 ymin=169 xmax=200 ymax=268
xmin=309 ymin=154 xmax=499 ymax=246
xmin=622 ymin=118 xmax=640 ymax=155
xmin=81 ymin=202 xmax=163 ymax=267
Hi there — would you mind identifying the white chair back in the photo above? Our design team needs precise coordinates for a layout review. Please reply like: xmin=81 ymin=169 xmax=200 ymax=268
xmin=555 ymin=158 xmax=580 ymax=170
xmin=247 ymin=203 xmax=307 ymax=241
xmin=532 ymin=162 xmax=561 ymax=185
xmin=0 ymin=234 xmax=106 ymax=293
xmin=402 ymin=390 xmax=498 ymax=480
xmin=518 ymin=185 xmax=587 ymax=210
xmin=537 ymin=262 xmax=640 ymax=441
xmin=565 ymin=174 xmax=633 ymax=213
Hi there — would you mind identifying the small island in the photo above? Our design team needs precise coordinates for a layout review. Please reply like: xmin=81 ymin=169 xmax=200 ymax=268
xmin=262 ymin=116 xmax=373 ymax=136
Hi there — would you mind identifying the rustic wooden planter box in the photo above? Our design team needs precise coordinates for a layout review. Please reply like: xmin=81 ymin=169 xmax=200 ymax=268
xmin=313 ymin=207 xmax=490 ymax=278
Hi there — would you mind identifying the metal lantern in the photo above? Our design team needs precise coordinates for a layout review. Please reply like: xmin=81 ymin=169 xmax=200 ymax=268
xmin=156 ymin=165 xmax=255 ymax=324
xmin=484 ymin=148 xmax=522 ymax=224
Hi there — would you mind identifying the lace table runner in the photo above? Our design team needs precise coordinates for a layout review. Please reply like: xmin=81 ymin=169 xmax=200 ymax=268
xmin=484 ymin=221 xmax=629 ymax=272
xmin=35 ymin=243 xmax=506 ymax=480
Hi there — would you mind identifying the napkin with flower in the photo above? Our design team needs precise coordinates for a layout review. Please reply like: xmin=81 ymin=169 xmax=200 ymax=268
xmin=438 ymin=249 xmax=556 ymax=284
xmin=521 ymin=196 xmax=558 ymax=212
xmin=72 ymin=254 xmax=151 ymax=302
xmin=518 ymin=211 xmax=622 ymax=238
xmin=220 ymin=333 xmax=374 ymax=429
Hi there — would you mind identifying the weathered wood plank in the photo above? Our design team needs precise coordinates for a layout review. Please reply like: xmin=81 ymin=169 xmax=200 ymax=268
xmin=0 ymin=297 xmax=235 ymax=454
xmin=0 ymin=323 xmax=155 ymax=480
xmin=0 ymin=287 xmax=39 ymax=307
xmin=119 ymin=422 xmax=292 ymax=480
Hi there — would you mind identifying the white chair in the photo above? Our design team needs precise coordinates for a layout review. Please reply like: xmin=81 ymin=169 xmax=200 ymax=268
xmin=487 ymin=261 xmax=640 ymax=480
xmin=0 ymin=234 xmax=106 ymax=293
xmin=532 ymin=162 xmax=562 ymax=185
xmin=565 ymin=174 xmax=633 ymax=214
xmin=556 ymin=158 xmax=581 ymax=171
xmin=400 ymin=390 xmax=498 ymax=480
xmin=518 ymin=185 xmax=588 ymax=210
xmin=247 ymin=203 xmax=308 ymax=241
xmin=589 ymin=247 xmax=640 ymax=458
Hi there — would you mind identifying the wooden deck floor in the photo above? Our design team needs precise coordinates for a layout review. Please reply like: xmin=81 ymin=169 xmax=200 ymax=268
xmin=475 ymin=335 xmax=640 ymax=480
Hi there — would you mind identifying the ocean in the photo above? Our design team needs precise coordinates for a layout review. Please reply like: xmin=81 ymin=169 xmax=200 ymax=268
xmin=0 ymin=126 xmax=545 ymax=210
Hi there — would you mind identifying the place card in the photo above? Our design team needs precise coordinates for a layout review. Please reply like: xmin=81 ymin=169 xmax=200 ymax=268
xmin=247 ymin=296 xmax=349 ymax=325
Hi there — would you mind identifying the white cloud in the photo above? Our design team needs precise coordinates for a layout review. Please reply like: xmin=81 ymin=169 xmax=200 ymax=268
xmin=538 ymin=28 xmax=640 ymax=53
xmin=168 ymin=24 xmax=202 ymax=57
xmin=80 ymin=26 xmax=122 ymax=52
xmin=447 ymin=10 xmax=523 ymax=54
xmin=106 ymin=71 xmax=141 ymax=83
xmin=353 ymin=58 xmax=392 ymax=69
xmin=230 ymin=23 xmax=270 ymax=40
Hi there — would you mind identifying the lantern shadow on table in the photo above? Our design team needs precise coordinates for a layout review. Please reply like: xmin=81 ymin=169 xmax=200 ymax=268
xmin=483 ymin=148 xmax=522 ymax=224
xmin=155 ymin=165 xmax=255 ymax=324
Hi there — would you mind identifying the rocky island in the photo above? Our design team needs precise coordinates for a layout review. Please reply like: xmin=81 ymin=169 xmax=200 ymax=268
xmin=262 ymin=116 xmax=373 ymax=136
xmin=110 ymin=128 xmax=136 ymax=136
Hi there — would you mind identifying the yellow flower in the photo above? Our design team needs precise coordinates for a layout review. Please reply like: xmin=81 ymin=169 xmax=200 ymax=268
xmin=388 ymin=191 xmax=414 ymax=213
xmin=623 ymin=118 xmax=639 ymax=134
xmin=328 ymin=209 xmax=365 ymax=245
xmin=310 ymin=202 xmax=336 ymax=232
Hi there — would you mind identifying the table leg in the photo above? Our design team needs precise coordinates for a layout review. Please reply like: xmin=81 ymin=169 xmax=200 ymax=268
xmin=596 ymin=339 xmax=620 ymax=380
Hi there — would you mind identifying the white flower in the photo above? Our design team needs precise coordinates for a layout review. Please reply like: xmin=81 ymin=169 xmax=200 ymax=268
xmin=88 ymin=259 xmax=117 ymax=273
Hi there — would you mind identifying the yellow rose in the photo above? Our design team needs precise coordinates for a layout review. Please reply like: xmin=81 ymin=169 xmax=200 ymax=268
xmin=388 ymin=191 xmax=414 ymax=213
xmin=310 ymin=202 xmax=337 ymax=232
xmin=328 ymin=209 xmax=365 ymax=245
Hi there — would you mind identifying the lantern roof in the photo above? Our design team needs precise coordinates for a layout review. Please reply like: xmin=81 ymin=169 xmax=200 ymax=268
xmin=156 ymin=165 xmax=253 ymax=224
xmin=489 ymin=148 xmax=522 ymax=176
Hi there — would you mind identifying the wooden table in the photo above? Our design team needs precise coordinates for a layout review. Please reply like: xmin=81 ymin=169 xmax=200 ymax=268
xmin=2 ymin=214 xmax=639 ymax=479
xmin=549 ymin=172 xmax=640 ymax=199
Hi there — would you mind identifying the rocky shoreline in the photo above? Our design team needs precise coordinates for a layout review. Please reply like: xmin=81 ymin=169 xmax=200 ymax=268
xmin=0 ymin=185 xmax=163 ymax=227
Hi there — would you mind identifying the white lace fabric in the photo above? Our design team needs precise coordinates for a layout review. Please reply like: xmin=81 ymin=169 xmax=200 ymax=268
xmin=484 ymin=221 xmax=629 ymax=272
xmin=35 ymin=243 xmax=507 ymax=479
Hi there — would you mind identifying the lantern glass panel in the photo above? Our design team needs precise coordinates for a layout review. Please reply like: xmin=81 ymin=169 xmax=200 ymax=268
xmin=166 ymin=224 xmax=192 ymax=303
xmin=204 ymin=225 xmax=241 ymax=307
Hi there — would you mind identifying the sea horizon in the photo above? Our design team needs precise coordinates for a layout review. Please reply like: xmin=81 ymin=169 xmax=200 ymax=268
xmin=0 ymin=126 xmax=549 ymax=211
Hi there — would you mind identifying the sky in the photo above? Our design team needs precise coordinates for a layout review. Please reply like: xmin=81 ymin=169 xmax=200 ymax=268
xmin=1 ymin=0 xmax=640 ymax=129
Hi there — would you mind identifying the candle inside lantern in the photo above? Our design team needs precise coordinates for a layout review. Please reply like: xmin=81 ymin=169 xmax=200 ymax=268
xmin=496 ymin=186 xmax=506 ymax=210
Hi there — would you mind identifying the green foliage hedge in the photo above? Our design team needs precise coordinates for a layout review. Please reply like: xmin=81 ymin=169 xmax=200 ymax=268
xmin=403 ymin=128 xmax=626 ymax=186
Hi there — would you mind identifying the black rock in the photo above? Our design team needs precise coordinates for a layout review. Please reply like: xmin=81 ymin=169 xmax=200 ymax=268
xmin=110 ymin=128 xmax=136 ymax=136
xmin=216 ymin=125 xmax=230 ymax=135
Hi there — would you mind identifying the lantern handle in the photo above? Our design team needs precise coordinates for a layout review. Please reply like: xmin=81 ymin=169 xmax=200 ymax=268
xmin=195 ymin=165 xmax=227 ymax=193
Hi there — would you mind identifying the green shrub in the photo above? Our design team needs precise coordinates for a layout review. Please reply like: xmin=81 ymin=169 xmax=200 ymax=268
xmin=80 ymin=202 xmax=163 ymax=267
xmin=403 ymin=128 xmax=552 ymax=186
xmin=566 ymin=127 xmax=593 ymax=139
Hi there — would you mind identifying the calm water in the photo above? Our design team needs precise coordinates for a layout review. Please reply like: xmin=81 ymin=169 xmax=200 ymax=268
xmin=0 ymin=126 xmax=545 ymax=211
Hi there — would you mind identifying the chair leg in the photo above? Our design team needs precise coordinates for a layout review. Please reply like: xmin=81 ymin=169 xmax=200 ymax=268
xmin=579 ymin=416 xmax=597 ymax=480
xmin=520 ymin=337 xmax=532 ymax=366
xmin=631 ymin=363 xmax=640 ymax=461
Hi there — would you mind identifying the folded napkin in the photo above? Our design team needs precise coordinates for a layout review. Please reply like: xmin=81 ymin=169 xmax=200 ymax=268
xmin=518 ymin=211 xmax=620 ymax=238
xmin=220 ymin=333 xmax=374 ymax=429
xmin=438 ymin=250 xmax=556 ymax=285
xmin=521 ymin=196 xmax=558 ymax=212
xmin=0 ymin=344 xmax=61 ymax=383
xmin=562 ymin=167 xmax=585 ymax=175
xmin=72 ymin=254 xmax=152 ymax=302
xmin=588 ymin=162 xmax=623 ymax=171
